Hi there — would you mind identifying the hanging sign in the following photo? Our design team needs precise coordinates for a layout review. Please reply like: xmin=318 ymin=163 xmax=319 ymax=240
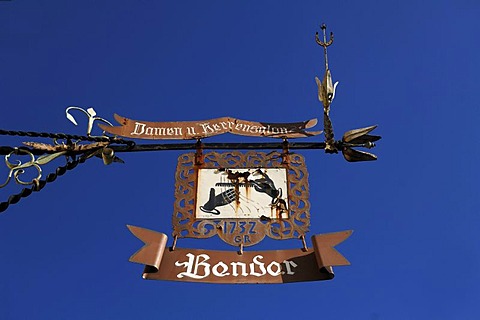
xmin=128 ymin=225 xmax=352 ymax=284
xmin=173 ymin=151 xmax=310 ymax=247
xmin=99 ymin=114 xmax=322 ymax=140
xmin=128 ymin=150 xmax=353 ymax=283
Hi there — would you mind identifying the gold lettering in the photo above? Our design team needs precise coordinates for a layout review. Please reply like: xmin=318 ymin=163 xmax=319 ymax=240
xmin=186 ymin=126 xmax=197 ymax=135
xmin=200 ymin=123 xmax=214 ymax=133
xmin=219 ymin=122 xmax=228 ymax=130
xmin=212 ymin=123 xmax=221 ymax=132
xmin=131 ymin=122 xmax=146 ymax=135
xmin=145 ymin=127 xmax=154 ymax=135
xmin=155 ymin=127 xmax=167 ymax=135
xmin=241 ymin=124 xmax=251 ymax=132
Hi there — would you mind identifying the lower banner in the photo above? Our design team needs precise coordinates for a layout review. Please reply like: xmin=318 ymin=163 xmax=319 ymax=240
xmin=127 ymin=225 xmax=352 ymax=284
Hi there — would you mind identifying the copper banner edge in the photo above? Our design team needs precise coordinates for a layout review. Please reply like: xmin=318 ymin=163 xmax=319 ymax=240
xmin=127 ymin=225 xmax=168 ymax=274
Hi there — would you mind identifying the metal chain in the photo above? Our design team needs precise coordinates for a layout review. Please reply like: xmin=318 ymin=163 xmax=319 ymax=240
xmin=0 ymin=129 xmax=135 ymax=149
xmin=0 ymin=130 xmax=135 ymax=213
xmin=0 ymin=152 xmax=89 ymax=213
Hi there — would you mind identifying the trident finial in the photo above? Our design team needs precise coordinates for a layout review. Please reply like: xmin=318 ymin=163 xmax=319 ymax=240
xmin=314 ymin=23 xmax=338 ymax=112
xmin=315 ymin=23 xmax=338 ymax=154
xmin=315 ymin=23 xmax=334 ymax=70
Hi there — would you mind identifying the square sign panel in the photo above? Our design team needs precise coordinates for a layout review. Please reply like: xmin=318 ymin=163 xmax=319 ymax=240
xmin=172 ymin=151 xmax=310 ymax=247
xmin=195 ymin=168 xmax=289 ymax=219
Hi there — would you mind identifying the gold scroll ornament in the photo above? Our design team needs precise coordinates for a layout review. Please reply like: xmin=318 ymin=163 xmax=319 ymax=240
xmin=99 ymin=114 xmax=322 ymax=140
xmin=128 ymin=225 xmax=352 ymax=284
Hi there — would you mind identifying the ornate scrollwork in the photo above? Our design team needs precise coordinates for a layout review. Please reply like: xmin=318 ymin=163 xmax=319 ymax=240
xmin=172 ymin=151 xmax=310 ymax=247
xmin=65 ymin=106 xmax=113 ymax=138
xmin=0 ymin=149 xmax=66 ymax=188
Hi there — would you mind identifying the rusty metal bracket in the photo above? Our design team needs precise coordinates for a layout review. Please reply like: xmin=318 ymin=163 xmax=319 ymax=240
xmin=238 ymin=243 xmax=244 ymax=255
xmin=194 ymin=139 xmax=204 ymax=166
xmin=281 ymin=138 xmax=290 ymax=165
xmin=170 ymin=235 xmax=178 ymax=251
xmin=301 ymin=235 xmax=308 ymax=252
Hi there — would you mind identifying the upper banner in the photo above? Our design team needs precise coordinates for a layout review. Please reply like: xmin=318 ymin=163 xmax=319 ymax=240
xmin=99 ymin=114 xmax=322 ymax=140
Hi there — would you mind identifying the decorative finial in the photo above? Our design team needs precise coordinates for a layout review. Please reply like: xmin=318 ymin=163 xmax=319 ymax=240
xmin=315 ymin=23 xmax=339 ymax=153
xmin=315 ymin=23 xmax=334 ymax=70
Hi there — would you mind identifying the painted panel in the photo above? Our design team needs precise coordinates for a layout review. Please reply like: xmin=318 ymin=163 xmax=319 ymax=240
xmin=195 ymin=168 xmax=288 ymax=219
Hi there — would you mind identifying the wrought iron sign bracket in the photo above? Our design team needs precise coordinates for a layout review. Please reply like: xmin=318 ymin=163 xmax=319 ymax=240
xmin=1 ymin=23 xmax=381 ymax=285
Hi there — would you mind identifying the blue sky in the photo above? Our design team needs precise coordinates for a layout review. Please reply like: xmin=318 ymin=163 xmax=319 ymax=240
xmin=0 ymin=1 xmax=479 ymax=319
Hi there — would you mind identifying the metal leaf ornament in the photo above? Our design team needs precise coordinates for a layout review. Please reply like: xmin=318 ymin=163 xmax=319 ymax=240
xmin=315 ymin=71 xmax=339 ymax=115
xmin=341 ymin=125 xmax=381 ymax=162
